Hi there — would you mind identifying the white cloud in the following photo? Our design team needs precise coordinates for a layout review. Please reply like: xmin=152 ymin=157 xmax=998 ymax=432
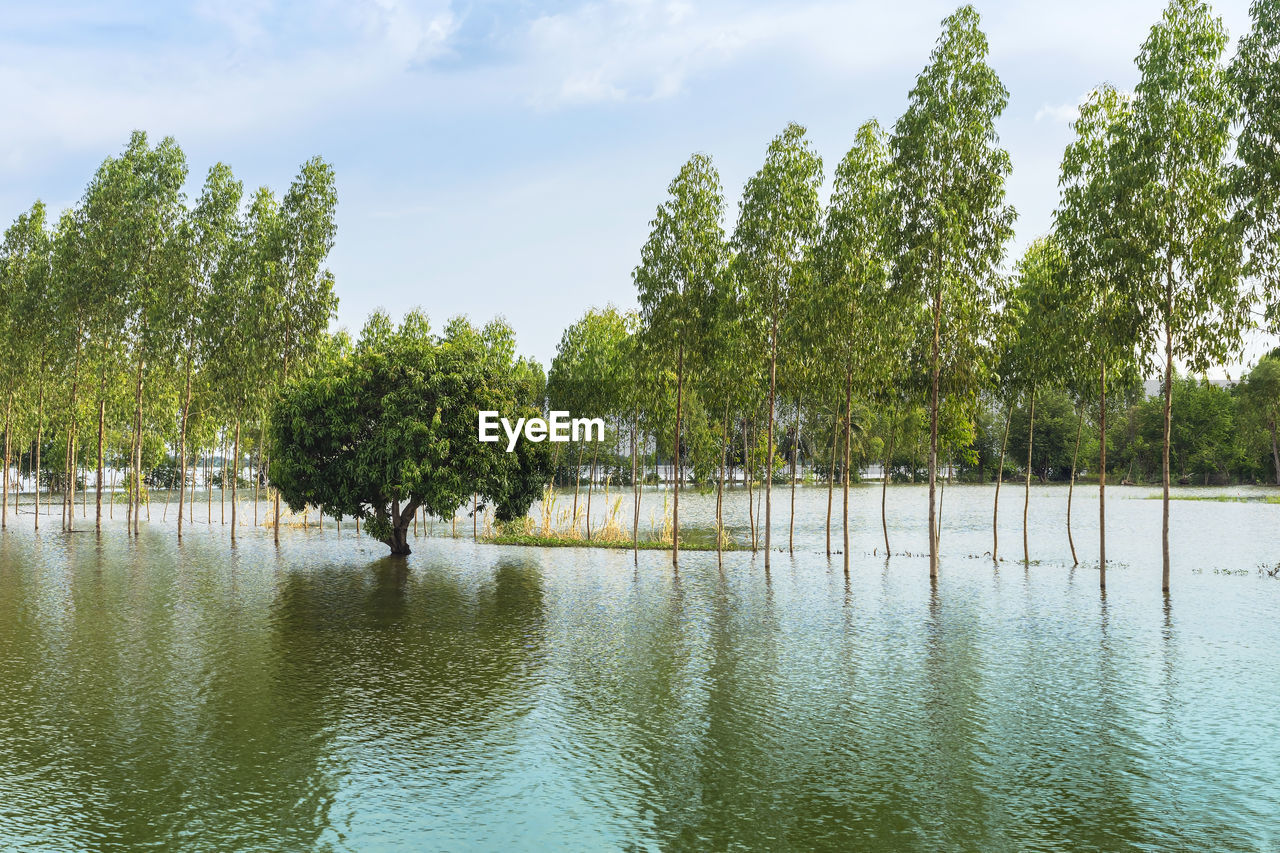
xmin=1034 ymin=102 xmax=1080 ymax=124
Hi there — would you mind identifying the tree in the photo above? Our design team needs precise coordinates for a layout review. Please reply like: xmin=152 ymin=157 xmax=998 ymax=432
xmin=1231 ymin=0 xmax=1280 ymax=331
xmin=1054 ymin=84 xmax=1147 ymax=584
xmin=635 ymin=153 xmax=730 ymax=566
xmin=268 ymin=312 xmax=550 ymax=555
xmin=1127 ymin=0 xmax=1245 ymax=591
xmin=732 ymin=122 xmax=823 ymax=570
xmin=805 ymin=119 xmax=893 ymax=572
xmin=890 ymin=4 xmax=1015 ymax=578
xmin=1240 ymin=356 xmax=1280 ymax=483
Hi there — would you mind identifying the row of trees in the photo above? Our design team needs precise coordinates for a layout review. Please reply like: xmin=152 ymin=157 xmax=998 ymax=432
xmin=545 ymin=0 xmax=1280 ymax=591
xmin=0 ymin=132 xmax=338 ymax=542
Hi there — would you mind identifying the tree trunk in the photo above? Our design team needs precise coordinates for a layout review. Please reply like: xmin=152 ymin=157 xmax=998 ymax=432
xmin=842 ymin=369 xmax=853 ymax=574
xmin=586 ymin=443 xmax=598 ymax=541
xmin=571 ymin=441 xmax=584 ymax=535
xmin=882 ymin=407 xmax=896 ymax=555
xmin=993 ymin=403 xmax=1012 ymax=561
xmin=672 ymin=342 xmax=684 ymax=566
xmin=718 ymin=405 xmax=728 ymax=558
xmin=95 ymin=368 xmax=106 ymax=532
xmin=1 ymin=390 xmax=10 ymax=529
xmin=789 ymin=394 xmax=801 ymax=553
xmin=765 ymin=314 xmax=777 ymax=569
xmin=1067 ymin=404 xmax=1084 ymax=566
xmin=1099 ymin=363 xmax=1107 ymax=587
xmin=231 ymin=419 xmax=241 ymax=543
xmin=1024 ymin=386 xmax=1036 ymax=564
xmin=928 ymin=285 xmax=942 ymax=578
xmin=746 ymin=421 xmax=756 ymax=551
xmin=1162 ymin=307 xmax=1173 ymax=593
xmin=35 ymin=386 xmax=44 ymax=532
xmin=177 ymin=354 xmax=193 ymax=541
xmin=632 ymin=409 xmax=640 ymax=564
xmin=826 ymin=411 xmax=837 ymax=558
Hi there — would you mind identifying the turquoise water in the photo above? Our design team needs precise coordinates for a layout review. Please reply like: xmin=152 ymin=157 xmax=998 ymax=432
xmin=0 ymin=484 xmax=1277 ymax=851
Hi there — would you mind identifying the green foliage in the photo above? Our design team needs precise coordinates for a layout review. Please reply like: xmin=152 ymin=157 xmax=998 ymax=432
xmin=267 ymin=312 xmax=551 ymax=554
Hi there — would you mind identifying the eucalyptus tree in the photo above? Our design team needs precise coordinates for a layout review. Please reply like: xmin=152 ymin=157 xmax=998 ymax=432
xmin=889 ymin=5 xmax=1015 ymax=578
xmin=259 ymin=158 xmax=339 ymax=542
xmin=2 ymin=204 xmax=56 ymax=529
xmin=174 ymin=164 xmax=243 ymax=541
xmin=546 ymin=306 xmax=628 ymax=539
xmin=112 ymin=133 xmax=188 ymax=535
xmin=731 ymin=122 xmax=823 ymax=569
xmin=1007 ymin=237 xmax=1068 ymax=564
xmin=635 ymin=153 xmax=730 ymax=566
xmin=1054 ymin=84 xmax=1147 ymax=583
xmin=805 ymin=119 xmax=892 ymax=572
xmin=1239 ymin=356 xmax=1280 ymax=482
xmin=1231 ymin=0 xmax=1280 ymax=331
xmin=0 ymin=205 xmax=53 ymax=528
xmin=1128 ymin=0 xmax=1246 ymax=591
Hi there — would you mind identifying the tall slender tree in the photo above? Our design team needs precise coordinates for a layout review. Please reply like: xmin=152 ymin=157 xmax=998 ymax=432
xmin=732 ymin=123 xmax=823 ymax=570
xmin=1127 ymin=0 xmax=1246 ymax=592
xmin=890 ymin=5 xmax=1015 ymax=578
xmin=635 ymin=153 xmax=729 ymax=567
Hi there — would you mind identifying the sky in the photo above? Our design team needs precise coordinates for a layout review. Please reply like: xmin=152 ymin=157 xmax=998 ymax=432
xmin=1 ymin=0 xmax=1274 ymax=374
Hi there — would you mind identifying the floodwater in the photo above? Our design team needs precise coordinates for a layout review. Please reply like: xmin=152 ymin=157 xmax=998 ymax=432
xmin=0 ymin=484 xmax=1277 ymax=851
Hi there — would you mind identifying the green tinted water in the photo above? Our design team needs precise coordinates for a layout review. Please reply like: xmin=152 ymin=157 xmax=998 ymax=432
xmin=0 ymin=485 xmax=1277 ymax=851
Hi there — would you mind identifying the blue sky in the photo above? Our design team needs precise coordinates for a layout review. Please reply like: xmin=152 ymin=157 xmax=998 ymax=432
xmin=1 ymin=0 xmax=1272 ymax=371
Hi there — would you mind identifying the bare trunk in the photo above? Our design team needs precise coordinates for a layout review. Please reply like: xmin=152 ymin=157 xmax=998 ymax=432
xmin=717 ymin=405 xmax=728 ymax=558
xmin=789 ymin=394 xmax=801 ymax=553
xmin=1270 ymin=419 xmax=1279 ymax=486
xmin=632 ymin=409 xmax=640 ymax=563
xmin=1067 ymin=404 xmax=1084 ymax=566
xmin=177 ymin=356 xmax=193 ymax=541
xmin=586 ymin=443 xmax=598 ymax=541
xmin=993 ymin=403 xmax=1012 ymax=561
xmin=1162 ymin=297 xmax=1173 ymax=593
xmin=826 ymin=412 xmax=837 ymax=558
xmin=672 ymin=342 xmax=684 ymax=566
xmin=95 ymin=369 xmax=106 ymax=531
xmin=1 ymin=391 xmax=10 ymax=529
xmin=928 ymin=286 xmax=942 ymax=578
xmin=1024 ymin=386 xmax=1036 ymax=564
xmin=35 ymin=386 xmax=44 ymax=532
xmin=746 ymin=421 xmax=756 ymax=551
xmin=231 ymin=419 xmax=241 ymax=543
xmin=571 ymin=441 xmax=584 ymax=535
xmin=842 ymin=369 xmax=852 ymax=575
xmin=1100 ymin=364 xmax=1107 ymax=586
xmin=882 ymin=407 xmax=896 ymax=555
xmin=765 ymin=315 xmax=777 ymax=569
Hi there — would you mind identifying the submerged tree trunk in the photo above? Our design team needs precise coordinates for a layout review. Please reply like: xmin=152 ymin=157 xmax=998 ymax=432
xmin=1161 ymin=280 xmax=1173 ymax=593
xmin=177 ymin=355 xmax=194 ymax=541
xmin=993 ymin=403 xmax=1012 ymax=561
xmin=2 ymin=390 xmax=10 ymax=529
xmin=1099 ymin=363 xmax=1108 ymax=587
xmin=789 ymin=394 xmax=801 ymax=553
xmin=746 ymin=421 xmax=756 ymax=551
xmin=35 ymin=386 xmax=44 ymax=532
xmin=882 ymin=407 xmax=896 ymax=556
xmin=927 ymin=285 xmax=942 ymax=579
xmin=765 ymin=315 xmax=778 ymax=569
xmin=826 ymin=412 xmax=837 ymax=558
xmin=672 ymin=342 xmax=684 ymax=567
xmin=231 ymin=419 xmax=241 ymax=543
xmin=1023 ymin=386 xmax=1036 ymax=564
xmin=95 ymin=367 xmax=106 ymax=532
xmin=842 ymin=369 xmax=853 ymax=574
xmin=632 ymin=409 xmax=640 ymax=564
xmin=1067 ymin=404 xmax=1084 ymax=566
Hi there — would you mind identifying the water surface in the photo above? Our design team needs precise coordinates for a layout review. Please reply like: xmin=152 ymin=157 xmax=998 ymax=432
xmin=0 ymin=485 xmax=1277 ymax=851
